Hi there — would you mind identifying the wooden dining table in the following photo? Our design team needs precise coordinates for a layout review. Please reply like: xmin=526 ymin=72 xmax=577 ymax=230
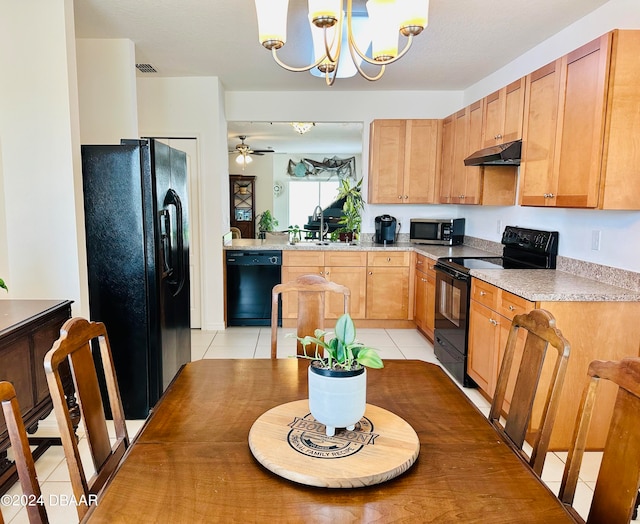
xmin=83 ymin=359 xmax=574 ymax=523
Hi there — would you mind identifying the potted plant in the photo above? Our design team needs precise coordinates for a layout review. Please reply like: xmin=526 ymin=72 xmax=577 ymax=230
xmin=336 ymin=178 xmax=364 ymax=243
xmin=0 ymin=278 xmax=6 ymax=292
xmin=296 ymin=313 xmax=383 ymax=437
xmin=287 ymin=224 xmax=301 ymax=244
xmin=257 ymin=210 xmax=278 ymax=239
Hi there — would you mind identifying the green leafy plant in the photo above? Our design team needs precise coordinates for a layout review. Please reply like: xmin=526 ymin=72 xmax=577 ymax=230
xmin=296 ymin=313 xmax=383 ymax=370
xmin=257 ymin=210 xmax=278 ymax=238
xmin=336 ymin=178 xmax=364 ymax=237
xmin=288 ymin=224 xmax=301 ymax=243
xmin=0 ymin=278 xmax=6 ymax=292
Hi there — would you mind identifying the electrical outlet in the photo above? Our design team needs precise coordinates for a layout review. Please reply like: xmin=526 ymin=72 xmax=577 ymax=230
xmin=591 ymin=230 xmax=601 ymax=251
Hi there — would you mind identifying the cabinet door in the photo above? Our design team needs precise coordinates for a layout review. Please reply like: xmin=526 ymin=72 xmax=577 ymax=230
xmin=555 ymin=34 xmax=610 ymax=208
xmin=368 ymin=120 xmax=406 ymax=203
xmin=468 ymin=300 xmax=500 ymax=394
xmin=325 ymin=266 xmax=367 ymax=320
xmin=439 ymin=115 xmax=455 ymax=203
xmin=482 ymin=89 xmax=504 ymax=147
xmin=449 ymin=108 xmax=469 ymax=204
xmin=520 ymin=60 xmax=562 ymax=207
xmin=366 ymin=267 xmax=410 ymax=319
xmin=463 ymin=100 xmax=483 ymax=205
xmin=414 ymin=268 xmax=428 ymax=332
xmin=404 ymin=119 xmax=442 ymax=204
xmin=502 ymin=78 xmax=526 ymax=143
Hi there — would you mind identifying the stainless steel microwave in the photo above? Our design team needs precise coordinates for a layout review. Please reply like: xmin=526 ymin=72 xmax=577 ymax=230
xmin=409 ymin=218 xmax=465 ymax=245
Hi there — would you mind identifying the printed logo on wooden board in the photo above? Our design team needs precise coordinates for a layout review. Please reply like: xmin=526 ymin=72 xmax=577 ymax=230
xmin=287 ymin=413 xmax=379 ymax=459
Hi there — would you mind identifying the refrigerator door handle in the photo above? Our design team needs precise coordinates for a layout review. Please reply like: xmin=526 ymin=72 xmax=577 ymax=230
xmin=159 ymin=209 xmax=173 ymax=279
xmin=163 ymin=189 xmax=186 ymax=297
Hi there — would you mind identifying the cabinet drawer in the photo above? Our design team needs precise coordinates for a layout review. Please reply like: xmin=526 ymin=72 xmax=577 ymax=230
xmin=471 ymin=279 xmax=499 ymax=310
xmin=283 ymin=251 xmax=324 ymax=266
xmin=415 ymin=253 xmax=429 ymax=270
xmin=499 ymin=290 xmax=535 ymax=321
xmin=323 ymin=251 xmax=367 ymax=267
xmin=367 ymin=251 xmax=410 ymax=267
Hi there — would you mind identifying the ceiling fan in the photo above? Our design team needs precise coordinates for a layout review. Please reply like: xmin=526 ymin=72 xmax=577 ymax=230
xmin=231 ymin=135 xmax=275 ymax=157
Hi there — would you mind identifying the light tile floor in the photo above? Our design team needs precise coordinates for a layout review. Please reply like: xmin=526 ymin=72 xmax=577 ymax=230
xmin=3 ymin=327 xmax=637 ymax=523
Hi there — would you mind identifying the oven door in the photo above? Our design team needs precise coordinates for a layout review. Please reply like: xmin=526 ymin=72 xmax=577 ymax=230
xmin=434 ymin=265 xmax=474 ymax=386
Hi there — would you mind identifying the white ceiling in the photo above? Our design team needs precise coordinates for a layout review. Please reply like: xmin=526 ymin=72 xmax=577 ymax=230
xmin=74 ymin=0 xmax=610 ymax=154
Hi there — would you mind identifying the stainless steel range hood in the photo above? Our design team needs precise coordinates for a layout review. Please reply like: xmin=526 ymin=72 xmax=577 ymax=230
xmin=464 ymin=140 xmax=522 ymax=166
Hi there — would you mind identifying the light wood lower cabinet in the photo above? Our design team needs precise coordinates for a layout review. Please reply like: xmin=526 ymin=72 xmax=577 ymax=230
xmin=414 ymin=254 xmax=436 ymax=341
xmin=366 ymin=252 xmax=411 ymax=320
xmin=282 ymin=250 xmax=412 ymax=323
xmin=281 ymin=251 xmax=366 ymax=319
xmin=468 ymin=277 xmax=640 ymax=449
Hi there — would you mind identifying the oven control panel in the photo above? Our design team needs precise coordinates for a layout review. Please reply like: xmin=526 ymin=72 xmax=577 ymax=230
xmin=501 ymin=226 xmax=558 ymax=254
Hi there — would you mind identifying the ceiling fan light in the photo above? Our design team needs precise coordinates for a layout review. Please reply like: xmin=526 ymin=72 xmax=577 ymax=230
xmin=366 ymin=0 xmax=399 ymax=61
xmin=399 ymin=0 xmax=429 ymax=36
xmin=255 ymin=0 xmax=289 ymax=49
xmin=236 ymin=154 xmax=253 ymax=165
xmin=308 ymin=0 xmax=340 ymax=28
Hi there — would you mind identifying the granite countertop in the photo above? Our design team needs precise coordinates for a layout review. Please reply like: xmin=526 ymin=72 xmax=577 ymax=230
xmin=469 ymin=269 xmax=640 ymax=302
xmin=223 ymin=238 xmax=640 ymax=302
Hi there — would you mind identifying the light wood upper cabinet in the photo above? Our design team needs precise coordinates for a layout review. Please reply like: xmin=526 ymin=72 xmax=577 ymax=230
xmin=520 ymin=30 xmax=640 ymax=209
xmin=439 ymin=115 xmax=455 ymax=203
xmin=368 ymin=119 xmax=442 ymax=204
xmin=482 ymin=78 xmax=526 ymax=147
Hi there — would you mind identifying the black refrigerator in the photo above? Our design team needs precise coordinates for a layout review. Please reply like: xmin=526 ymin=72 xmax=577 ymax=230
xmin=81 ymin=139 xmax=191 ymax=419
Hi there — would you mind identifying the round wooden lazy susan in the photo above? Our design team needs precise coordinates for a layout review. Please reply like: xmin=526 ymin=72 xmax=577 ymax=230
xmin=248 ymin=399 xmax=420 ymax=488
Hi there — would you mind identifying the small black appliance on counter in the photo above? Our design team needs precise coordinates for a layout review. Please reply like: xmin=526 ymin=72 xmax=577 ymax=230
xmin=374 ymin=215 xmax=398 ymax=244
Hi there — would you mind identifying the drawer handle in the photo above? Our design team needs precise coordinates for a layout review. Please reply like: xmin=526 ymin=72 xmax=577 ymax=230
xmin=508 ymin=305 xmax=516 ymax=311
xmin=387 ymin=257 xmax=391 ymax=262
xmin=479 ymin=291 xmax=487 ymax=296
xmin=489 ymin=318 xmax=498 ymax=326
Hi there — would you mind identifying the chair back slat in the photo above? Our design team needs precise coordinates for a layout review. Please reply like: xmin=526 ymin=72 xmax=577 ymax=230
xmin=45 ymin=317 xmax=129 ymax=521
xmin=560 ymin=357 xmax=640 ymax=524
xmin=271 ymin=274 xmax=350 ymax=359
xmin=489 ymin=309 xmax=570 ymax=476
xmin=0 ymin=381 xmax=48 ymax=524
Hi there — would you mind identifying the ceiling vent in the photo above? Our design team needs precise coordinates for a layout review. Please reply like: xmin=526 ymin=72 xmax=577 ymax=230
xmin=135 ymin=63 xmax=157 ymax=73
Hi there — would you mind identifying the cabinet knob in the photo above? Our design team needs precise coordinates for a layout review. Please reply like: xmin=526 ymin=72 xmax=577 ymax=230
xmin=398 ymin=195 xmax=403 ymax=199
xmin=404 ymin=195 xmax=409 ymax=199
xmin=422 ymin=278 xmax=427 ymax=282
xmin=508 ymin=305 xmax=516 ymax=311
xmin=479 ymin=291 xmax=487 ymax=296
xmin=489 ymin=318 xmax=498 ymax=326
xmin=325 ymin=271 xmax=330 ymax=276
xmin=368 ymin=271 xmax=373 ymax=275
xmin=387 ymin=257 xmax=391 ymax=262
xmin=496 ymin=134 xmax=502 ymax=139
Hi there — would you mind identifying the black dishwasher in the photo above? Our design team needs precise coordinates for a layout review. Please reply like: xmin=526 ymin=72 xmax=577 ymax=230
xmin=225 ymin=250 xmax=282 ymax=326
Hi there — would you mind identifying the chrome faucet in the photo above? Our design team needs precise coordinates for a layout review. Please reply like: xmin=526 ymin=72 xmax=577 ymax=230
xmin=312 ymin=205 xmax=329 ymax=244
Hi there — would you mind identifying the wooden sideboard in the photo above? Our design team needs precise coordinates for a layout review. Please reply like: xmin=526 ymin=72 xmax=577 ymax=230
xmin=0 ymin=299 xmax=73 ymax=493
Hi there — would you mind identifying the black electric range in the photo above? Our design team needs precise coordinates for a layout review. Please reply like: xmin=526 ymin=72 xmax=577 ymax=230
xmin=432 ymin=226 xmax=559 ymax=387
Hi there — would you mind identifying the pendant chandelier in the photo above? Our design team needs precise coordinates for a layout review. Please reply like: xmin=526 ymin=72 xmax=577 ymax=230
xmin=254 ymin=0 xmax=429 ymax=86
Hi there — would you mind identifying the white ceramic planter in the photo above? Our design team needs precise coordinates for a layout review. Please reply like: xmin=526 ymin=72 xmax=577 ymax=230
xmin=308 ymin=365 xmax=367 ymax=437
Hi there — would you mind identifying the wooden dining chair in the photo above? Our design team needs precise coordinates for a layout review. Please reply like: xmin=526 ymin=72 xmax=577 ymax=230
xmin=0 ymin=381 xmax=48 ymax=524
xmin=489 ymin=309 xmax=570 ymax=476
xmin=271 ymin=274 xmax=350 ymax=359
xmin=44 ymin=317 xmax=129 ymax=520
xmin=559 ymin=357 xmax=640 ymax=524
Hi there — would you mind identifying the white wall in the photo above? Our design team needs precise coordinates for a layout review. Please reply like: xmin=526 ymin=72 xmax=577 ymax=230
xmin=137 ymin=77 xmax=228 ymax=330
xmin=76 ymin=39 xmax=139 ymax=144
xmin=0 ymin=0 xmax=87 ymax=311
